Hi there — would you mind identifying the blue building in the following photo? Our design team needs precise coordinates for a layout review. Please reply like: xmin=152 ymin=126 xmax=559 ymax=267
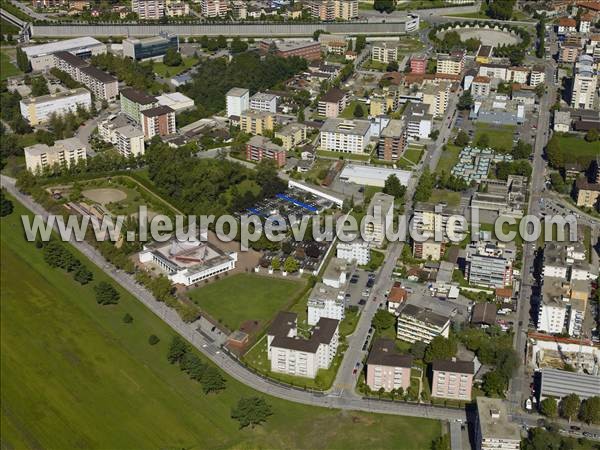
xmin=123 ymin=32 xmax=179 ymax=61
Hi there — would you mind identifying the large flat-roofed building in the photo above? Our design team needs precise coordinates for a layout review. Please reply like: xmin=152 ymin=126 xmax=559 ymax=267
xmin=378 ymin=119 xmax=406 ymax=161
xmin=363 ymin=192 xmax=394 ymax=247
xmin=156 ymin=92 xmax=195 ymax=112
xmin=25 ymin=137 xmax=87 ymax=173
xmin=22 ymin=36 xmax=106 ymax=71
xmin=397 ymin=304 xmax=450 ymax=344
xmin=431 ymin=359 xmax=474 ymax=401
xmin=114 ymin=125 xmax=145 ymax=157
xmin=259 ymin=39 xmax=322 ymax=61
xmin=132 ymin=0 xmax=165 ymax=20
xmin=437 ymin=51 xmax=465 ymax=75
xmin=20 ymin=88 xmax=92 ymax=126
xmin=54 ymin=52 xmax=118 ymax=101
xmin=422 ymin=81 xmax=451 ymax=118
xmin=141 ymin=105 xmax=176 ymax=139
xmin=267 ymin=312 xmax=339 ymax=379
xmin=239 ymin=110 xmax=274 ymax=135
xmin=249 ymin=92 xmax=278 ymax=113
xmin=246 ymin=135 xmax=287 ymax=167
xmin=275 ymin=122 xmax=307 ymax=151
xmin=307 ymin=282 xmax=345 ymax=326
xmin=366 ymin=339 xmax=412 ymax=392
xmin=571 ymin=57 xmax=598 ymax=110
xmin=540 ymin=368 xmax=600 ymax=401
xmin=465 ymin=241 xmax=516 ymax=288
xmin=475 ymin=397 xmax=521 ymax=450
xmin=123 ymin=32 xmax=179 ymax=61
xmin=120 ymin=87 xmax=158 ymax=123
xmin=226 ymin=87 xmax=250 ymax=118
xmin=537 ymin=276 xmax=570 ymax=334
xmin=405 ymin=102 xmax=433 ymax=140
xmin=339 ymin=164 xmax=411 ymax=188
xmin=139 ymin=237 xmax=237 ymax=286
xmin=372 ymin=41 xmax=399 ymax=64
xmin=320 ymin=119 xmax=371 ymax=153
xmin=336 ymin=238 xmax=370 ymax=265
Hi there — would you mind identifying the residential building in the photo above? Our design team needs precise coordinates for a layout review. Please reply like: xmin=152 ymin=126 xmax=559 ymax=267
xmin=387 ymin=282 xmax=408 ymax=314
xmin=322 ymin=258 xmax=348 ymax=289
xmin=318 ymin=87 xmax=348 ymax=118
xmin=245 ymin=135 xmax=287 ymax=167
xmin=139 ymin=237 xmax=237 ymax=286
xmin=410 ymin=54 xmax=427 ymax=74
xmin=165 ymin=1 xmax=189 ymax=16
xmin=557 ymin=17 xmax=577 ymax=34
xmin=471 ymin=76 xmax=491 ymax=97
xmin=372 ymin=41 xmax=399 ymax=64
xmin=339 ymin=164 xmax=411 ymax=188
xmin=275 ymin=123 xmax=307 ymax=151
xmin=475 ymin=45 xmax=493 ymax=64
xmin=123 ymin=33 xmax=179 ymax=61
xmin=478 ymin=63 xmax=509 ymax=81
xmin=20 ymin=88 xmax=92 ymax=126
xmin=540 ymin=368 xmax=600 ymax=401
xmin=465 ymin=241 xmax=516 ymax=288
xmin=576 ymin=178 xmax=600 ymax=209
xmin=537 ymin=277 xmax=570 ymax=334
xmin=249 ymin=92 xmax=278 ymax=113
xmin=363 ymin=192 xmax=394 ymax=247
xmin=336 ymin=238 xmax=370 ymax=265
xmin=530 ymin=66 xmax=546 ymax=86
xmin=471 ymin=303 xmax=497 ymax=327
xmin=508 ymin=66 xmax=529 ymax=84
xmin=397 ymin=304 xmax=450 ymax=344
xmin=141 ymin=105 xmax=176 ymax=139
xmin=542 ymin=242 xmax=587 ymax=279
xmin=307 ymin=283 xmax=345 ymax=326
xmin=319 ymin=119 xmax=371 ymax=154
xmin=422 ymin=82 xmax=451 ymax=118
xmin=554 ymin=110 xmax=572 ymax=132
xmin=307 ymin=0 xmax=358 ymax=21
xmin=131 ymin=0 xmax=165 ymax=19
xmin=560 ymin=44 xmax=580 ymax=63
xmin=412 ymin=202 xmax=466 ymax=241
xmin=98 ymin=114 xmax=130 ymax=143
xmin=239 ymin=110 xmax=274 ymax=135
xmin=475 ymin=397 xmax=521 ymax=450
xmin=226 ymin=87 xmax=250 ymax=118
xmin=114 ymin=125 xmax=145 ymax=157
xmin=431 ymin=359 xmax=474 ymax=401
xmin=259 ymin=40 xmax=322 ymax=61
xmin=324 ymin=39 xmax=349 ymax=55
xmin=580 ymin=13 xmax=593 ymax=33
xmin=267 ymin=312 xmax=339 ymax=379
xmin=230 ymin=0 xmax=247 ymax=19
xmin=120 ymin=88 xmax=158 ymax=123
xmin=436 ymin=51 xmax=465 ymax=75
xmin=366 ymin=339 xmax=412 ymax=392
xmin=22 ymin=36 xmax=106 ymax=71
xmin=200 ymin=0 xmax=228 ymax=17
xmin=25 ymin=137 xmax=87 ymax=173
xmin=156 ymin=92 xmax=195 ymax=112
xmin=377 ymin=119 xmax=406 ymax=162
xmin=404 ymin=103 xmax=432 ymax=140
xmin=53 ymin=51 xmax=119 ymax=101
xmin=571 ymin=55 xmax=598 ymax=109
xmin=413 ymin=238 xmax=446 ymax=261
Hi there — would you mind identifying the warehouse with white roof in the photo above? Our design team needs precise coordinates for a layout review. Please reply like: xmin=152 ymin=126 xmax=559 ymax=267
xmin=23 ymin=37 xmax=107 ymax=71
xmin=339 ymin=164 xmax=411 ymax=188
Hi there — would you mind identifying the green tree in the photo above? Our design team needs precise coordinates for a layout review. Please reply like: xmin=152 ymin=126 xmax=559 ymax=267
xmin=410 ymin=341 xmax=427 ymax=360
xmin=454 ymin=130 xmax=470 ymax=147
xmin=122 ymin=313 xmax=133 ymax=323
xmin=230 ymin=36 xmax=248 ymax=54
xmin=200 ymin=367 xmax=226 ymax=393
xmin=372 ymin=310 xmax=396 ymax=332
xmin=16 ymin=47 xmax=31 ymax=72
xmin=0 ymin=190 xmax=13 ymax=217
xmin=373 ymin=0 xmax=395 ymax=13
xmin=457 ymin=91 xmax=474 ymax=111
xmin=413 ymin=168 xmax=435 ymax=202
xmin=431 ymin=434 xmax=451 ymax=450
xmin=355 ymin=35 xmax=366 ymax=53
xmin=167 ymin=335 xmax=190 ymax=364
xmin=579 ymin=396 xmax=600 ymax=424
xmin=386 ymin=60 xmax=399 ymax=72
xmin=540 ymin=397 xmax=558 ymax=418
xmin=148 ymin=334 xmax=160 ymax=345
xmin=231 ymin=397 xmax=273 ymax=429
xmin=482 ymin=369 xmax=506 ymax=397
xmin=74 ymin=265 xmax=93 ymax=284
xmin=512 ymin=140 xmax=532 ymax=159
xmin=31 ymin=77 xmax=49 ymax=96
xmin=353 ymin=103 xmax=365 ymax=118
xmin=487 ymin=0 xmax=516 ymax=20
xmin=476 ymin=133 xmax=490 ymax=148
xmin=271 ymin=256 xmax=281 ymax=271
xmin=560 ymin=393 xmax=581 ymax=422
xmin=424 ymin=336 xmax=457 ymax=363
xmin=163 ymin=47 xmax=182 ymax=66
xmin=383 ymin=174 xmax=406 ymax=200
xmin=546 ymin=135 xmax=563 ymax=169
xmin=585 ymin=129 xmax=599 ymax=142
xmin=312 ymin=29 xmax=326 ymax=41
xmin=94 ymin=281 xmax=120 ymax=305
xmin=283 ymin=256 xmax=299 ymax=273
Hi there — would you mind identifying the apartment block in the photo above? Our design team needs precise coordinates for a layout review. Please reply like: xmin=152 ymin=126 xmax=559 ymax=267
xmin=249 ymin=92 xmax=277 ymax=113
xmin=25 ymin=137 xmax=87 ymax=173
xmin=465 ymin=241 xmax=516 ymax=288
xmin=431 ymin=359 xmax=474 ymax=401
xmin=140 ymin=105 xmax=176 ymax=139
xmin=226 ymin=87 xmax=249 ymax=118
xmin=53 ymin=51 xmax=119 ymax=101
xmin=366 ymin=339 xmax=412 ymax=392
xmin=508 ymin=67 xmax=529 ymax=84
xmin=397 ymin=304 xmax=450 ymax=344
xmin=22 ymin=36 xmax=106 ymax=71
xmin=436 ymin=50 xmax=465 ymax=75
xmin=377 ymin=119 xmax=406 ymax=162
xmin=560 ymin=44 xmax=580 ymax=63
xmin=200 ymin=0 xmax=228 ymax=17
xmin=410 ymin=54 xmax=427 ymax=74
xmin=267 ymin=312 xmax=339 ymax=379
xmin=530 ymin=66 xmax=546 ymax=86
xmin=166 ymin=1 xmax=189 ymax=16
xmin=239 ymin=110 xmax=274 ymax=135
xmin=245 ymin=135 xmax=287 ymax=167
xmin=471 ymin=76 xmax=491 ymax=97
xmin=307 ymin=0 xmax=358 ymax=21
xmin=120 ymin=87 xmax=158 ymax=123
xmin=318 ymin=87 xmax=348 ymax=118
xmin=571 ymin=55 xmax=597 ymax=110
xmin=372 ymin=42 xmax=399 ymax=64
xmin=307 ymin=283 xmax=345 ymax=326
xmin=404 ymin=103 xmax=432 ymax=140
xmin=259 ymin=39 xmax=322 ymax=61
xmin=336 ymin=238 xmax=370 ymax=265
xmin=422 ymin=82 xmax=451 ymax=118
xmin=412 ymin=202 xmax=466 ymax=240
xmin=413 ymin=238 xmax=446 ymax=261
xmin=114 ymin=125 xmax=145 ymax=157
xmin=475 ymin=397 xmax=521 ymax=450
xmin=275 ymin=123 xmax=307 ymax=151
xmin=131 ymin=0 xmax=165 ymax=19
xmin=319 ymin=119 xmax=371 ymax=153
xmin=478 ymin=63 xmax=509 ymax=81
xmin=576 ymin=178 xmax=600 ymax=209
xmin=363 ymin=192 xmax=394 ymax=247
xmin=20 ymin=88 xmax=92 ymax=126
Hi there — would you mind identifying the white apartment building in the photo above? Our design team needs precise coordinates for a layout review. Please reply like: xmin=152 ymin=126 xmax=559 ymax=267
xmin=436 ymin=52 xmax=464 ymax=75
xmin=471 ymin=76 xmax=491 ymax=97
xmin=249 ymin=92 xmax=277 ymax=113
xmin=537 ymin=276 xmax=569 ymax=334
xmin=115 ymin=125 xmax=145 ymax=157
xmin=131 ymin=0 xmax=165 ymax=19
xmin=319 ymin=119 xmax=371 ymax=154
xmin=422 ymin=82 xmax=451 ymax=118
xmin=363 ymin=192 xmax=394 ymax=247
xmin=475 ymin=397 xmax=521 ymax=450
xmin=529 ymin=66 xmax=546 ymax=86
xmin=336 ymin=238 xmax=370 ymax=265
xmin=25 ymin=137 xmax=87 ymax=173
xmin=465 ymin=241 xmax=516 ymax=288
xmin=371 ymin=42 xmax=399 ymax=64
xmin=307 ymin=283 xmax=345 ymax=326
xmin=571 ymin=63 xmax=598 ymax=110
xmin=20 ymin=88 xmax=92 ymax=126
xmin=478 ymin=63 xmax=509 ymax=81
xmin=54 ymin=51 xmax=119 ymax=102
xmin=397 ymin=304 xmax=450 ymax=344
xmin=267 ymin=312 xmax=339 ymax=379
xmin=404 ymin=103 xmax=432 ymax=140
xmin=226 ymin=87 xmax=249 ymax=118
xmin=200 ymin=0 xmax=229 ymax=17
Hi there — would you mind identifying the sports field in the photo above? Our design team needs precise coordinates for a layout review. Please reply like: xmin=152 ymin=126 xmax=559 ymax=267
xmin=187 ymin=273 xmax=304 ymax=332
xmin=1 ymin=197 xmax=442 ymax=449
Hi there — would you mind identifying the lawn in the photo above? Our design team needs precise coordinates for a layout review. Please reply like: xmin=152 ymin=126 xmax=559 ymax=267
xmin=187 ymin=273 xmax=305 ymax=332
xmin=555 ymin=135 xmax=600 ymax=168
xmin=317 ymin=149 xmax=371 ymax=161
xmin=0 ymin=18 xmax=19 ymax=35
xmin=402 ymin=147 xmax=424 ymax=166
xmin=340 ymin=100 xmax=368 ymax=119
xmin=436 ymin=144 xmax=462 ymax=174
xmin=1 ymin=196 xmax=443 ymax=450
xmin=362 ymin=59 xmax=388 ymax=71
xmin=0 ymin=52 xmax=21 ymax=80
xmin=146 ymin=56 xmax=199 ymax=78
xmin=474 ymin=123 xmax=516 ymax=152
xmin=428 ymin=189 xmax=461 ymax=207
xmin=359 ymin=249 xmax=385 ymax=271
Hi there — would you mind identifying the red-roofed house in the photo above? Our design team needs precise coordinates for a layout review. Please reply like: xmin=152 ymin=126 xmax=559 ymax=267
xmin=580 ymin=13 xmax=594 ymax=32
xmin=387 ymin=282 xmax=408 ymax=315
xmin=557 ymin=17 xmax=577 ymax=34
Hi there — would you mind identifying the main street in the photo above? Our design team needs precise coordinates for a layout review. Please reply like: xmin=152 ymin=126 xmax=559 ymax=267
xmin=0 ymin=174 xmax=465 ymax=423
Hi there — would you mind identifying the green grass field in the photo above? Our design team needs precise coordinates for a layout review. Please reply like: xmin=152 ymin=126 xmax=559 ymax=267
xmin=317 ymin=149 xmax=371 ymax=161
xmin=403 ymin=148 xmax=424 ymax=166
xmin=428 ymin=189 xmax=461 ymax=207
xmin=145 ymin=56 xmax=199 ymax=78
xmin=340 ymin=100 xmax=368 ymax=119
xmin=555 ymin=135 xmax=600 ymax=167
xmin=187 ymin=273 xmax=305 ymax=331
xmin=1 ymin=197 xmax=443 ymax=449
xmin=436 ymin=144 xmax=462 ymax=174
xmin=474 ymin=124 xmax=516 ymax=152
xmin=0 ymin=52 xmax=21 ymax=80
xmin=1 ymin=19 xmax=19 ymax=35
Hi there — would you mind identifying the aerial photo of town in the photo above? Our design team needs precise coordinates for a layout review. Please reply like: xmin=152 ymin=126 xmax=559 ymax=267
xmin=1 ymin=0 xmax=600 ymax=449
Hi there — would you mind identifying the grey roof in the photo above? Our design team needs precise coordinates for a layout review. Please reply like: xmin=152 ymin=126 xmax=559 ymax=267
xmin=54 ymin=51 xmax=87 ymax=67
xmin=22 ymin=37 xmax=103 ymax=58
xmin=476 ymin=397 xmax=521 ymax=442
xmin=381 ymin=119 xmax=405 ymax=138
xmin=432 ymin=359 xmax=474 ymax=375
xmin=79 ymin=65 xmax=117 ymax=83
xmin=20 ymin=87 xmax=90 ymax=105
xmin=320 ymin=87 xmax=347 ymax=103
xmin=367 ymin=339 xmax=413 ymax=368
xmin=321 ymin=118 xmax=371 ymax=136
xmin=120 ymin=87 xmax=157 ymax=105
xmin=270 ymin=317 xmax=339 ymax=353
xmin=268 ymin=311 xmax=297 ymax=337
xmin=471 ymin=303 xmax=497 ymax=325
xmin=400 ymin=304 xmax=449 ymax=328
xmin=141 ymin=105 xmax=175 ymax=118
xmin=227 ymin=87 xmax=249 ymax=98
xmin=541 ymin=368 xmax=600 ymax=400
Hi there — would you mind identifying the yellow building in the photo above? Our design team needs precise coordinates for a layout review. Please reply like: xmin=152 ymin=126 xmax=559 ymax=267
xmin=239 ymin=111 xmax=274 ymax=136
xmin=275 ymin=123 xmax=307 ymax=151
xmin=576 ymin=178 xmax=600 ymax=209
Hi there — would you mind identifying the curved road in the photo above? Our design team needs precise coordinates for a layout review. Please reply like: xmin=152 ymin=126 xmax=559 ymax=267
xmin=1 ymin=174 xmax=465 ymax=422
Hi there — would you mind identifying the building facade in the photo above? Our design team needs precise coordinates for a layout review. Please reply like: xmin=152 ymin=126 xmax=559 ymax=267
xmin=366 ymin=339 xmax=412 ymax=392
xmin=319 ymin=119 xmax=371 ymax=153
xmin=141 ymin=105 xmax=176 ymax=139
xmin=123 ymin=33 xmax=179 ymax=61
xmin=245 ymin=135 xmax=287 ymax=167
xmin=307 ymin=283 xmax=345 ymax=326
xmin=431 ymin=359 xmax=474 ymax=401
xmin=20 ymin=88 xmax=92 ymax=126
xmin=120 ymin=88 xmax=158 ymax=123
xmin=318 ymin=87 xmax=348 ymax=118
xmin=131 ymin=0 xmax=165 ymax=19
xmin=226 ymin=87 xmax=250 ymax=118
xmin=239 ymin=110 xmax=275 ymax=135
xmin=25 ymin=137 xmax=87 ymax=173
xmin=397 ymin=304 xmax=450 ymax=344
xmin=249 ymin=92 xmax=278 ymax=113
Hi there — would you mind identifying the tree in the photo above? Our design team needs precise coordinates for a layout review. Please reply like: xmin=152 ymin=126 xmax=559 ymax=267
xmin=413 ymin=168 xmax=435 ymax=202
xmin=148 ymin=334 xmax=160 ymax=345
xmin=431 ymin=434 xmax=451 ymax=450
xmin=231 ymin=397 xmax=273 ymax=429
xmin=457 ymin=91 xmax=474 ymax=111
xmin=383 ymin=174 xmax=406 ymax=200
xmin=216 ymin=35 xmax=227 ymax=49
xmin=560 ymin=393 xmax=580 ymax=422
xmin=283 ymin=256 xmax=299 ymax=273
xmin=487 ymin=0 xmax=516 ymax=20
xmin=535 ymin=83 xmax=545 ymax=98
xmin=579 ymin=396 xmax=600 ymax=424
xmin=585 ymin=129 xmax=599 ymax=142
xmin=200 ymin=367 xmax=226 ymax=393
xmin=0 ymin=190 xmax=13 ymax=217
xmin=230 ymin=36 xmax=248 ymax=54
xmin=16 ymin=47 xmax=31 ymax=72
xmin=454 ymin=130 xmax=470 ymax=147
xmin=546 ymin=135 xmax=563 ymax=169
xmin=271 ymin=256 xmax=281 ymax=271
xmin=30 ymin=77 xmax=49 ymax=96
xmin=386 ymin=60 xmax=399 ymax=72
xmin=482 ymin=369 xmax=506 ymax=397
xmin=353 ymin=103 xmax=365 ymax=118
xmin=372 ymin=310 xmax=396 ymax=332
xmin=424 ymin=336 xmax=457 ymax=363
xmin=312 ymin=29 xmax=325 ymax=41
xmin=429 ymin=129 xmax=440 ymax=140
xmin=476 ymin=133 xmax=490 ymax=148
xmin=354 ymin=35 xmax=366 ymax=53
xmin=163 ymin=47 xmax=182 ymax=66
xmin=167 ymin=335 xmax=190 ymax=364
xmin=536 ymin=17 xmax=546 ymax=58
xmin=74 ymin=265 xmax=93 ymax=284
xmin=512 ymin=140 xmax=532 ymax=159
xmin=373 ymin=0 xmax=395 ymax=13
xmin=122 ymin=313 xmax=133 ymax=323
xmin=550 ymin=172 xmax=567 ymax=193
xmin=94 ymin=282 xmax=119 ymax=305
xmin=540 ymin=397 xmax=558 ymax=418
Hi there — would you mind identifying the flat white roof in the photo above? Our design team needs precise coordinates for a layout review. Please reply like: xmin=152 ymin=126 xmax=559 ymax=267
xmin=340 ymin=164 xmax=412 ymax=186
xmin=157 ymin=92 xmax=193 ymax=103
xmin=23 ymin=37 xmax=104 ymax=58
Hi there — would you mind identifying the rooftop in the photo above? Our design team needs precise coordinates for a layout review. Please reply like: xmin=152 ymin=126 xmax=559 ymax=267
xmin=400 ymin=304 xmax=449 ymax=328
xmin=320 ymin=87 xmax=347 ymax=103
xmin=476 ymin=397 xmax=521 ymax=442
xmin=270 ymin=317 xmax=339 ymax=353
xmin=79 ymin=65 xmax=117 ymax=83
xmin=340 ymin=164 xmax=412 ymax=186
xmin=321 ymin=118 xmax=371 ymax=136
xmin=20 ymin=87 xmax=90 ymax=105
xmin=367 ymin=339 xmax=413 ymax=368
xmin=53 ymin=51 xmax=87 ymax=68
xmin=541 ymin=368 xmax=600 ymax=400
xmin=120 ymin=87 xmax=157 ymax=105
xmin=471 ymin=303 xmax=497 ymax=326
xmin=432 ymin=359 xmax=474 ymax=374
xmin=22 ymin=36 xmax=103 ymax=58
xmin=141 ymin=105 xmax=175 ymax=118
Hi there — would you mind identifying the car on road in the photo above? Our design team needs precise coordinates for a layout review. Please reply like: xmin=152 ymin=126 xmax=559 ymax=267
xmin=366 ymin=279 xmax=374 ymax=288
xmin=359 ymin=299 xmax=366 ymax=305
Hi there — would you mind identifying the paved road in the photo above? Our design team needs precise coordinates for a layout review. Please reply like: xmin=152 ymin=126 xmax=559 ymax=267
xmin=513 ymin=414 xmax=600 ymax=441
xmin=8 ymin=0 xmax=50 ymax=21
xmin=1 ymin=174 xmax=466 ymax=422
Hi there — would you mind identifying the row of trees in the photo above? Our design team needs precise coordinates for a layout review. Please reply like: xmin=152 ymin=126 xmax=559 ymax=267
xmin=42 ymin=240 xmax=94 ymax=285
xmin=540 ymin=394 xmax=600 ymax=425
xmin=271 ymin=255 xmax=300 ymax=273
xmin=91 ymin=53 xmax=159 ymax=93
